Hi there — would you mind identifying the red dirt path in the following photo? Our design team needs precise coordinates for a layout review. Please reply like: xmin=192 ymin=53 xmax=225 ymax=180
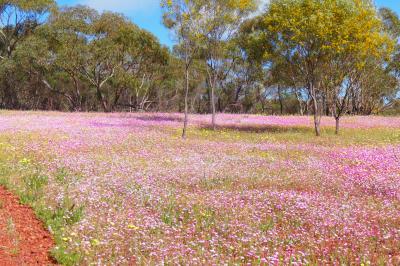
xmin=0 ymin=186 xmax=56 ymax=265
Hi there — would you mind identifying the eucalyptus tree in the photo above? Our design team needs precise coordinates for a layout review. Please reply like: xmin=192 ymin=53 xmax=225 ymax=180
xmin=239 ymin=15 xmax=306 ymax=115
xmin=349 ymin=60 xmax=398 ymax=115
xmin=111 ymin=27 xmax=169 ymax=111
xmin=79 ymin=11 xmax=127 ymax=112
xmin=194 ymin=0 xmax=257 ymax=129
xmin=36 ymin=6 xmax=95 ymax=111
xmin=0 ymin=0 xmax=54 ymax=59
xmin=249 ymin=0 xmax=393 ymax=136
xmin=162 ymin=0 xmax=202 ymax=138
xmin=220 ymin=38 xmax=266 ymax=114
xmin=162 ymin=0 xmax=258 ymax=133
xmin=380 ymin=7 xmax=400 ymax=39
xmin=320 ymin=2 xmax=394 ymax=134
xmin=379 ymin=7 xmax=400 ymax=100
xmin=0 ymin=0 xmax=54 ymax=108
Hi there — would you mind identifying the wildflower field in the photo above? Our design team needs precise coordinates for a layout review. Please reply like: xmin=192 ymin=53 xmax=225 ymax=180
xmin=0 ymin=111 xmax=399 ymax=265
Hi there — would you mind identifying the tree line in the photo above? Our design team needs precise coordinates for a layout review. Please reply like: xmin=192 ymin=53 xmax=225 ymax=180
xmin=1 ymin=0 xmax=400 ymax=136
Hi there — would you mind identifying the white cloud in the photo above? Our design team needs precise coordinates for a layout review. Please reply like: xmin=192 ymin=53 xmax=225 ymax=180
xmin=81 ymin=0 xmax=159 ymax=14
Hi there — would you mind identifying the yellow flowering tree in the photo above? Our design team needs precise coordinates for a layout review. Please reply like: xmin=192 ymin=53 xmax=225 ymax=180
xmin=252 ymin=0 xmax=394 ymax=136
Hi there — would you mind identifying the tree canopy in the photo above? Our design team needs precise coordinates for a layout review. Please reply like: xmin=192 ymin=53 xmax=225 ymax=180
xmin=0 ymin=0 xmax=398 ymax=135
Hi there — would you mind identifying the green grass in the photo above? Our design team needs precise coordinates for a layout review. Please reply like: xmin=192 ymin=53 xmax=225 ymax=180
xmin=0 ymin=138 xmax=84 ymax=265
xmin=190 ymin=126 xmax=400 ymax=147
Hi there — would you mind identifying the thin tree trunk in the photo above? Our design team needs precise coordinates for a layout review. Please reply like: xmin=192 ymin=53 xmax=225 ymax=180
xmin=182 ymin=64 xmax=190 ymax=139
xmin=294 ymin=89 xmax=304 ymax=115
xmin=278 ymin=86 xmax=283 ymax=114
xmin=206 ymin=66 xmax=217 ymax=130
xmin=311 ymin=84 xmax=321 ymax=137
xmin=101 ymin=100 xmax=109 ymax=112
xmin=211 ymin=85 xmax=216 ymax=130
xmin=313 ymin=106 xmax=321 ymax=136
xmin=72 ymin=76 xmax=82 ymax=111
xmin=335 ymin=116 xmax=340 ymax=135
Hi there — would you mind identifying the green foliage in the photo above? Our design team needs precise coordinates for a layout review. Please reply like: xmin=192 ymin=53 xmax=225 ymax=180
xmin=1 ymin=0 xmax=55 ymax=11
xmin=0 ymin=143 xmax=85 ymax=265
xmin=260 ymin=216 xmax=275 ymax=232
xmin=380 ymin=7 xmax=400 ymax=37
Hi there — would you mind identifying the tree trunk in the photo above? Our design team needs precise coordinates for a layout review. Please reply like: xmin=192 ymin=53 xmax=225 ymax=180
xmin=72 ymin=76 xmax=82 ymax=111
xmin=277 ymin=86 xmax=284 ymax=114
xmin=310 ymin=84 xmax=321 ymax=137
xmin=3 ymin=80 xmax=19 ymax=109
xmin=335 ymin=117 xmax=340 ymax=135
xmin=299 ymin=106 xmax=304 ymax=116
xmin=294 ymin=90 xmax=304 ymax=115
xmin=211 ymin=85 xmax=216 ymax=130
xmin=96 ymin=87 xmax=110 ymax=112
xmin=314 ymin=109 xmax=321 ymax=136
xmin=101 ymin=100 xmax=109 ymax=112
xmin=182 ymin=65 xmax=190 ymax=139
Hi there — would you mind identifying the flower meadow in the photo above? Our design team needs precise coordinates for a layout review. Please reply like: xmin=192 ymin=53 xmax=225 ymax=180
xmin=0 ymin=111 xmax=399 ymax=265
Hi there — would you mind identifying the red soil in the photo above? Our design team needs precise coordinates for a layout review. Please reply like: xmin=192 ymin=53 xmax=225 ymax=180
xmin=0 ymin=186 xmax=56 ymax=265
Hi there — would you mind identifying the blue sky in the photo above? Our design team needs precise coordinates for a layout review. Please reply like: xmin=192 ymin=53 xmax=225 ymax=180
xmin=56 ymin=0 xmax=399 ymax=48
